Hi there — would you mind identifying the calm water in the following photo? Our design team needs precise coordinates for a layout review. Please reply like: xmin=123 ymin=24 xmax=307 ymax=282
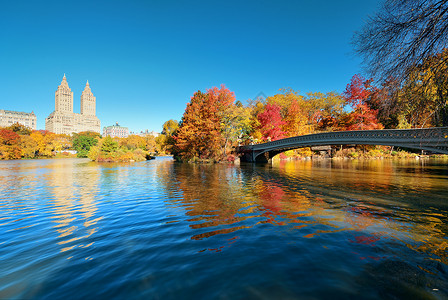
xmin=1 ymin=157 xmax=447 ymax=299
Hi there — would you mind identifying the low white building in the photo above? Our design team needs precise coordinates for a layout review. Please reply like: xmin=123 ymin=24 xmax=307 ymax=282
xmin=135 ymin=129 xmax=160 ymax=137
xmin=103 ymin=122 xmax=129 ymax=138
xmin=0 ymin=109 xmax=37 ymax=130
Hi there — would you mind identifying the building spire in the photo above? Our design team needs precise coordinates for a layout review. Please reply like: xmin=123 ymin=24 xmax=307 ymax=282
xmin=60 ymin=73 xmax=69 ymax=87
xmin=84 ymin=80 xmax=91 ymax=92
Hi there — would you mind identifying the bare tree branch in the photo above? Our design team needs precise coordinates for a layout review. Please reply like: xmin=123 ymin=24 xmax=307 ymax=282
xmin=354 ymin=0 xmax=448 ymax=82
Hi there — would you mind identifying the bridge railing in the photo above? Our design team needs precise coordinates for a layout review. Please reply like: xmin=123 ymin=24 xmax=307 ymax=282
xmin=238 ymin=127 xmax=448 ymax=153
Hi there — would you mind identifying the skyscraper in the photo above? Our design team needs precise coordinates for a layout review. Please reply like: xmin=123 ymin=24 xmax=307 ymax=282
xmin=46 ymin=75 xmax=101 ymax=135
xmin=81 ymin=80 xmax=96 ymax=116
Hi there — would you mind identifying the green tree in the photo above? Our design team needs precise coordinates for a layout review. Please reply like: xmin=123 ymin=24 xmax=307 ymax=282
xmin=101 ymin=136 xmax=118 ymax=153
xmin=75 ymin=131 xmax=101 ymax=138
xmin=220 ymin=103 xmax=251 ymax=155
xmin=73 ymin=135 xmax=98 ymax=158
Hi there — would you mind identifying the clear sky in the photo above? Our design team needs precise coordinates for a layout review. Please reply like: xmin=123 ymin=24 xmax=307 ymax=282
xmin=0 ymin=0 xmax=381 ymax=133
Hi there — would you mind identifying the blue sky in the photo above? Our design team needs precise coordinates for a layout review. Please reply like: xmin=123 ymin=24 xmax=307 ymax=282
xmin=0 ymin=0 xmax=381 ymax=133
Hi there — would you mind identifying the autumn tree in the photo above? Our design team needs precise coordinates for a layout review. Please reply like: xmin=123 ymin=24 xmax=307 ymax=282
xmin=267 ymin=88 xmax=304 ymax=116
xmin=155 ymin=134 xmax=167 ymax=154
xmin=144 ymin=135 xmax=157 ymax=153
xmin=220 ymin=103 xmax=252 ymax=153
xmin=20 ymin=135 xmax=38 ymax=158
xmin=174 ymin=85 xmax=237 ymax=160
xmin=264 ymin=89 xmax=345 ymax=135
xmin=343 ymin=74 xmax=383 ymax=130
xmin=120 ymin=135 xmax=146 ymax=150
xmin=246 ymin=99 xmax=266 ymax=143
xmin=257 ymin=103 xmax=286 ymax=141
xmin=266 ymin=89 xmax=309 ymax=136
xmin=174 ymin=91 xmax=222 ymax=160
xmin=207 ymin=85 xmax=236 ymax=113
xmin=162 ymin=119 xmax=179 ymax=136
xmin=305 ymin=91 xmax=345 ymax=128
xmin=207 ymin=85 xmax=240 ymax=157
xmin=283 ymin=98 xmax=308 ymax=136
xmin=0 ymin=129 xmax=22 ymax=159
xmin=366 ymin=77 xmax=404 ymax=129
xmin=156 ymin=119 xmax=179 ymax=154
xmin=29 ymin=130 xmax=58 ymax=157
xmin=399 ymin=49 xmax=448 ymax=127
xmin=7 ymin=123 xmax=32 ymax=135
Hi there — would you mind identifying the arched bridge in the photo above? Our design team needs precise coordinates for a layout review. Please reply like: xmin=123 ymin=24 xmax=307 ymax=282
xmin=237 ymin=127 xmax=448 ymax=163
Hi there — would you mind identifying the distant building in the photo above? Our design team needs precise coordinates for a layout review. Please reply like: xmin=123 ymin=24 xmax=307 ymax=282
xmin=45 ymin=74 xmax=101 ymax=135
xmin=0 ymin=109 xmax=37 ymax=130
xmin=134 ymin=129 xmax=160 ymax=137
xmin=103 ymin=122 xmax=129 ymax=138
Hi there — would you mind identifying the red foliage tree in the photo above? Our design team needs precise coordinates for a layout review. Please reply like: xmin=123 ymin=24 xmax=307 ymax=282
xmin=257 ymin=103 xmax=286 ymax=141
xmin=343 ymin=75 xmax=383 ymax=130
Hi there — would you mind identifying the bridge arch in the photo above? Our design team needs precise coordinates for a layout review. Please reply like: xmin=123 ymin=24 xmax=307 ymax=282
xmin=237 ymin=127 xmax=448 ymax=163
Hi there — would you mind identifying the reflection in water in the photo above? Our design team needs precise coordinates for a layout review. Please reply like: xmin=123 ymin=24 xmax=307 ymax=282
xmin=45 ymin=159 xmax=101 ymax=253
xmin=164 ymin=159 xmax=448 ymax=274
xmin=0 ymin=157 xmax=447 ymax=299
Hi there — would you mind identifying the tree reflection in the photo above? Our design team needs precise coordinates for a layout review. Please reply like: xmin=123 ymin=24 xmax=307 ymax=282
xmin=160 ymin=158 xmax=448 ymax=269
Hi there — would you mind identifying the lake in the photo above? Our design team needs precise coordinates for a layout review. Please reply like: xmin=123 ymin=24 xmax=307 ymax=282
xmin=1 ymin=157 xmax=447 ymax=299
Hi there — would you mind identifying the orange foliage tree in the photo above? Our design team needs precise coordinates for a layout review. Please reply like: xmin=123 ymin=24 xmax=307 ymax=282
xmin=282 ymin=98 xmax=308 ymax=136
xmin=0 ymin=129 xmax=22 ymax=159
xmin=174 ymin=85 xmax=239 ymax=161
xmin=174 ymin=90 xmax=223 ymax=160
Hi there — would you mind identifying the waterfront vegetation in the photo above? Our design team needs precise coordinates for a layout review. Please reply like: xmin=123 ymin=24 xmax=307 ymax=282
xmin=0 ymin=124 xmax=159 ymax=162
xmin=1 ymin=54 xmax=447 ymax=162
xmin=1 ymin=52 xmax=448 ymax=163
xmin=169 ymin=49 xmax=448 ymax=162
xmin=1 ymin=1 xmax=447 ymax=164
xmin=87 ymin=136 xmax=152 ymax=162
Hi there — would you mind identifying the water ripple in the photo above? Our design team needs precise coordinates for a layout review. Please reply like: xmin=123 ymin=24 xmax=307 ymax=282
xmin=0 ymin=158 xmax=447 ymax=298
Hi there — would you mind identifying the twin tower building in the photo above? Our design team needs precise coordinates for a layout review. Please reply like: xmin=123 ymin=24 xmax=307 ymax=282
xmin=45 ymin=74 xmax=101 ymax=135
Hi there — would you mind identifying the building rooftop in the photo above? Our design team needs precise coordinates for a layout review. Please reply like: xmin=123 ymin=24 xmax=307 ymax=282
xmin=104 ymin=122 xmax=128 ymax=129
xmin=0 ymin=109 xmax=36 ymax=116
